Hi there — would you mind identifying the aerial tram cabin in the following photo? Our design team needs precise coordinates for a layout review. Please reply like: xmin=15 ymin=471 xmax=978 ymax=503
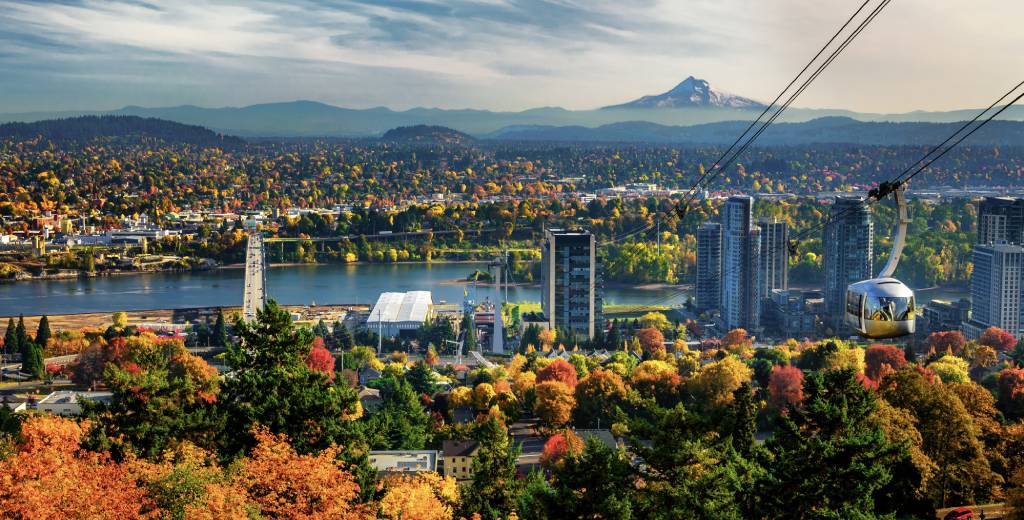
xmin=845 ymin=182 xmax=916 ymax=339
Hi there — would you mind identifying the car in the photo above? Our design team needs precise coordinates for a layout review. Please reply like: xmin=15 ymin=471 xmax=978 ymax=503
xmin=943 ymin=507 xmax=973 ymax=520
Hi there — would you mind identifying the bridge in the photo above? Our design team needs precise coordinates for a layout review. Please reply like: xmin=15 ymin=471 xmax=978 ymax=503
xmin=242 ymin=232 xmax=267 ymax=321
xmin=263 ymin=227 xmax=495 ymax=243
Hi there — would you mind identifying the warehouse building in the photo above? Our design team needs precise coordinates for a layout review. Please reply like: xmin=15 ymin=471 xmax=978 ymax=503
xmin=366 ymin=291 xmax=434 ymax=337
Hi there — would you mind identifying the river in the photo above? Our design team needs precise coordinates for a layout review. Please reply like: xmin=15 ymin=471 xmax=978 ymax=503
xmin=0 ymin=263 xmax=689 ymax=316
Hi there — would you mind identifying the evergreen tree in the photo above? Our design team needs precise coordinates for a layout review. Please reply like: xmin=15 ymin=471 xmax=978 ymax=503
xmin=221 ymin=300 xmax=361 ymax=455
xmin=3 ymin=318 xmax=15 ymax=357
xmin=463 ymin=314 xmax=477 ymax=352
xmin=367 ymin=376 xmax=429 ymax=450
xmin=754 ymin=369 xmax=903 ymax=518
xmin=460 ymin=416 xmax=521 ymax=520
xmin=333 ymin=322 xmax=354 ymax=350
xmin=629 ymin=404 xmax=758 ymax=519
xmin=726 ymin=382 xmax=758 ymax=457
xmin=313 ymin=318 xmax=330 ymax=340
xmin=34 ymin=315 xmax=51 ymax=350
xmin=21 ymin=342 xmax=44 ymax=380
xmin=521 ymin=323 xmax=542 ymax=354
xmin=212 ymin=308 xmax=228 ymax=348
xmin=15 ymin=315 xmax=28 ymax=358
xmin=543 ymin=438 xmax=636 ymax=519
xmin=606 ymin=320 xmax=623 ymax=350
xmin=405 ymin=361 xmax=434 ymax=396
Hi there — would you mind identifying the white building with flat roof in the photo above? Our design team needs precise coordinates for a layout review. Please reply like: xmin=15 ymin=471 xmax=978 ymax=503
xmin=367 ymin=291 xmax=433 ymax=337
xmin=36 ymin=391 xmax=114 ymax=416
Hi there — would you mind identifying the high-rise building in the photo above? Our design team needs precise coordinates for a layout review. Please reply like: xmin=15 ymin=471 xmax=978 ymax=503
xmin=823 ymin=196 xmax=873 ymax=332
xmin=758 ymin=219 xmax=789 ymax=296
xmin=540 ymin=229 xmax=603 ymax=340
xmin=962 ymin=243 xmax=1024 ymax=338
xmin=721 ymin=196 xmax=761 ymax=331
xmin=977 ymin=197 xmax=1024 ymax=246
xmin=696 ymin=222 xmax=722 ymax=311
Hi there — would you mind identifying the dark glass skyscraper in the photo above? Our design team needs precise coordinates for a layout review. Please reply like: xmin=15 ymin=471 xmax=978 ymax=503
xmin=540 ymin=229 xmax=603 ymax=340
xmin=823 ymin=196 xmax=873 ymax=331
xmin=758 ymin=218 xmax=789 ymax=296
xmin=721 ymin=196 xmax=761 ymax=331
xmin=977 ymin=196 xmax=1024 ymax=246
xmin=696 ymin=222 xmax=722 ymax=311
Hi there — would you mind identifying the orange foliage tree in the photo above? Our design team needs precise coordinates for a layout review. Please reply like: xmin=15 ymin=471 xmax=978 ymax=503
xmin=534 ymin=380 xmax=576 ymax=428
xmin=635 ymin=327 xmax=666 ymax=357
xmin=379 ymin=472 xmax=459 ymax=520
xmin=0 ymin=415 xmax=155 ymax=519
xmin=536 ymin=358 xmax=579 ymax=388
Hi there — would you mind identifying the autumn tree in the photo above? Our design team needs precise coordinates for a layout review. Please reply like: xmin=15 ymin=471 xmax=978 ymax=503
xmin=635 ymin=326 xmax=666 ymax=357
xmin=881 ymin=368 xmax=1001 ymax=507
xmin=227 ymin=427 xmax=368 ymax=519
xmin=979 ymin=326 xmax=1017 ymax=352
xmin=534 ymin=381 xmax=575 ymax=428
xmin=536 ymin=358 xmax=578 ymax=388
xmin=306 ymin=337 xmax=336 ymax=381
xmin=688 ymin=355 xmax=752 ymax=409
xmin=927 ymin=355 xmax=970 ymax=384
xmin=768 ymin=364 xmax=804 ymax=414
xmin=864 ymin=344 xmax=907 ymax=381
xmin=380 ymin=472 xmax=459 ymax=520
xmin=721 ymin=328 xmax=753 ymax=357
xmin=573 ymin=368 xmax=628 ymax=429
xmin=0 ymin=415 xmax=155 ymax=518
xmin=540 ymin=429 xmax=584 ymax=469
xmin=998 ymin=368 xmax=1024 ymax=420
xmin=222 ymin=300 xmax=361 ymax=455
xmin=87 ymin=336 xmax=223 ymax=459
xmin=925 ymin=330 xmax=967 ymax=356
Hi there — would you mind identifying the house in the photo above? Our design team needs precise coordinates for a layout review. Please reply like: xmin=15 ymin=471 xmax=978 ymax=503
xmin=575 ymin=429 xmax=619 ymax=450
xmin=442 ymin=440 xmax=480 ymax=482
xmin=358 ymin=386 xmax=382 ymax=413
xmin=35 ymin=391 xmax=114 ymax=416
xmin=369 ymin=450 xmax=439 ymax=474
xmin=359 ymin=366 xmax=382 ymax=386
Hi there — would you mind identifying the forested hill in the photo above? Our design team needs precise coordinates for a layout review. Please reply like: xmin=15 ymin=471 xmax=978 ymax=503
xmin=381 ymin=124 xmax=475 ymax=144
xmin=0 ymin=115 xmax=245 ymax=147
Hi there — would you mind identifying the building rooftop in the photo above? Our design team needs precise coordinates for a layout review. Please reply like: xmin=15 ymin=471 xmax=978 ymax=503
xmin=368 ymin=291 xmax=432 ymax=323
xmin=37 ymin=391 xmax=113 ymax=405
xmin=442 ymin=440 xmax=480 ymax=457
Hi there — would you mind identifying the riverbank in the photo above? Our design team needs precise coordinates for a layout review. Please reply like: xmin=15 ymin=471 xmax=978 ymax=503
xmin=3 ymin=303 xmax=369 ymax=332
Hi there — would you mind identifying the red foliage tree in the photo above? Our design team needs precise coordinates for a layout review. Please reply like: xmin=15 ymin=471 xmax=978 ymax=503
xmin=306 ymin=339 xmax=336 ymax=382
xmin=997 ymin=367 xmax=1024 ymax=419
xmin=768 ymin=365 xmax=804 ymax=413
xmin=536 ymin=359 xmax=578 ymax=388
xmin=540 ymin=430 xmax=584 ymax=469
xmin=864 ymin=344 xmax=907 ymax=381
xmin=979 ymin=326 xmax=1018 ymax=352
xmin=925 ymin=330 xmax=967 ymax=356
xmin=635 ymin=327 xmax=666 ymax=357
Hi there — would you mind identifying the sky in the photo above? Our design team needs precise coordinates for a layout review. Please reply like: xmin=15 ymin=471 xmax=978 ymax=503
xmin=0 ymin=0 xmax=1020 ymax=113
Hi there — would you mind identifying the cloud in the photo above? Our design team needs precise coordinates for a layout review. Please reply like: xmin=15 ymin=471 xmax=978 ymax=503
xmin=0 ymin=0 xmax=1021 ymax=112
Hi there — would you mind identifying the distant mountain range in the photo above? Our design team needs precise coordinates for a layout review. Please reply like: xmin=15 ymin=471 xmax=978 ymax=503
xmin=1 ymin=76 xmax=1022 ymax=141
xmin=483 ymin=117 xmax=1024 ymax=146
xmin=602 ymin=76 xmax=766 ymax=110
xmin=0 ymin=115 xmax=245 ymax=147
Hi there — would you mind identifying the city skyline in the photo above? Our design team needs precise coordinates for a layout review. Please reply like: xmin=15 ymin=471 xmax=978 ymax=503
xmin=1 ymin=0 xmax=1022 ymax=113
